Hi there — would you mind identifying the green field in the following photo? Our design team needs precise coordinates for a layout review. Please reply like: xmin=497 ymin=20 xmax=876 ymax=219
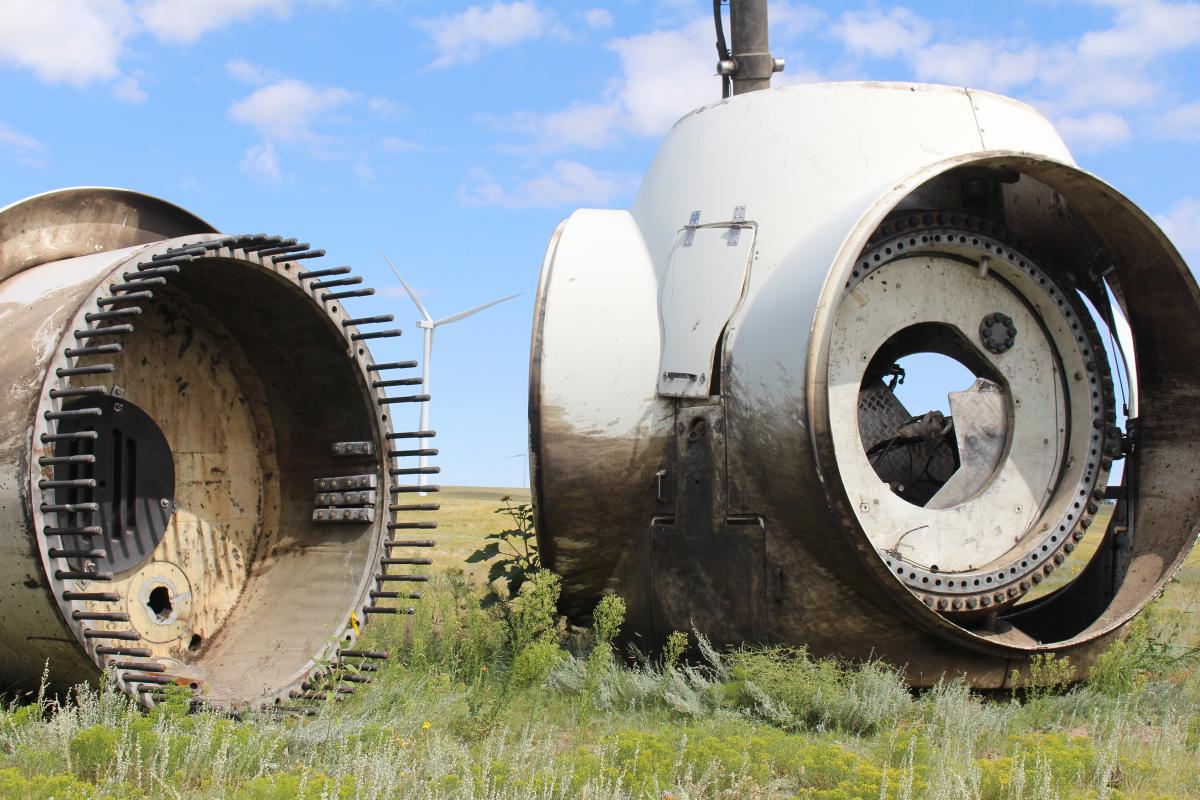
xmin=2 ymin=489 xmax=1199 ymax=799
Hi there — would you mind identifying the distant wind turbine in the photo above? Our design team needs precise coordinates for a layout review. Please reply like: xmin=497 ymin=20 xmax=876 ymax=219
xmin=382 ymin=253 xmax=519 ymax=487
xmin=507 ymin=452 xmax=529 ymax=489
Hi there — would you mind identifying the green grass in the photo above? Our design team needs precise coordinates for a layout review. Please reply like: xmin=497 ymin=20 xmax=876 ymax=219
xmin=2 ymin=488 xmax=1199 ymax=799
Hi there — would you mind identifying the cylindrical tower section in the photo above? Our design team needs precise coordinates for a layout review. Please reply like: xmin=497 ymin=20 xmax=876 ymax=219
xmin=0 ymin=189 xmax=436 ymax=709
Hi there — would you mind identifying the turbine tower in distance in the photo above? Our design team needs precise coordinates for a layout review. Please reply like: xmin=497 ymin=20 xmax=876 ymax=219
xmin=383 ymin=253 xmax=518 ymax=487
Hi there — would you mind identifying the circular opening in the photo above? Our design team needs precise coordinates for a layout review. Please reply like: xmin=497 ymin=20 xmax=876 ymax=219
xmin=146 ymin=585 xmax=173 ymax=622
xmin=49 ymin=255 xmax=385 ymax=707
xmin=858 ymin=323 xmax=1007 ymax=508
xmin=830 ymin=215 xmax=1121 ymax=631
xmin=54 ymin=395 xmax=175 ymax=572
xmin=890 ymin=353 xmax=977 ymax=415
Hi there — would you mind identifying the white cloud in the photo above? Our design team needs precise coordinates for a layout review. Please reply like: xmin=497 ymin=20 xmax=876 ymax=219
xmin=226 ymin=57 xmax=276 ymax=84
xmin=496 ymin=101 xmax=622 ymax=152
xmin=1054 ymin=112 xmax=1133 ymax=151
xmin=228 ymin=78 xmax=360 ymax=180
xmin=833 ymin=7 xmax=931 ymax=59
xmin=228 ymin=79 xmax=357 ymax=144
xmin=368 ymin=97 xmax=404 ymax=117
xmin=111 ymin=75 xmax=147 ymax=103
xmin=910 ymin=40 xmax=1043 ymax=92
xmin=459 ymin=160 xmax=637 ymax=208
xmin=849 ymin=2 xmax=1200 ymax=153
xmin=0 ymin=0 xmax=134 ymax=85
xmin=1156 ymin=100 xmax=1200 ymax=142
xmin=1155 ymin=197 xmax=1200 ymax=268
xmin=770 ymin=2 xmax=825 ymax=41
xmin=584 ymin=8 xmax=612 ymax=30
xmin=240 ymin=140 xmax=281 ymax=184
xmin=0 ymin=121 xmax=47 ymax=166
xmin=1078 ymin=0 xmax=1200 ymax=61
xmin=415 ymin=2 xmax=562 ymax=68
xmin=608 ymin=18 xmax=718 ymax=137
xmin=380 ymin=136 xmax=424 ymax=152
xmin=486 ymin=17 xmax=718 ymax=152
xmin=138 ymin=0 xmax=291 ymax=44
xmin=0 ymin=0 xmax=332 ymax=100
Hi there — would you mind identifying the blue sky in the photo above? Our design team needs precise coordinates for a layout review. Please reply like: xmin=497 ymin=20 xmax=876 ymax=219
xmin=2 ymin=0 xmax=1197 ymax=487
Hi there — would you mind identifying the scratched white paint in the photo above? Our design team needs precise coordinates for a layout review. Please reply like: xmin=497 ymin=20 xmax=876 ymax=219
xmin=536 ymin=82 xmax=1073 ymax=438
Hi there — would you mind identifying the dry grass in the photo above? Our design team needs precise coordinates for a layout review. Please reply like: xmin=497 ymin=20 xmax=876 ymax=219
xmin=434 ymin=485 xmax=531 ymax=579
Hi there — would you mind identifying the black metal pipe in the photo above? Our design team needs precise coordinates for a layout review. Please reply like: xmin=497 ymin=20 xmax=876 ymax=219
xmin=368 ymin=361 xmax=418 ymax=371
xmin=729 ymin=0 xmax=775 ymax=94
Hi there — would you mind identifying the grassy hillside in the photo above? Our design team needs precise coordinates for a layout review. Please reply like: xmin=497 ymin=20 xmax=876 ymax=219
xmin=2 ymin=489 xmax=1199 ymax=799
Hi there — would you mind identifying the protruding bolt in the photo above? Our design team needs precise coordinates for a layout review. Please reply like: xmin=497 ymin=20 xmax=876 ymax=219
xmin=980 ymin=312 xmax=1017 ymax=354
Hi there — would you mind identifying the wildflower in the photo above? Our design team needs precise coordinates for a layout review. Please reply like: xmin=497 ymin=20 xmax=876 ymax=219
xmin=481 ymin=665 xmax=488 ymax=672
xmin=422 ymin=720 xmax=430 ymax=730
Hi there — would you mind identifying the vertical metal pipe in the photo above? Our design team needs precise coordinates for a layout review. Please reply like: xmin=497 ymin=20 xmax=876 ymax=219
xmin=729 ymin=0 xmax=775 ymax=94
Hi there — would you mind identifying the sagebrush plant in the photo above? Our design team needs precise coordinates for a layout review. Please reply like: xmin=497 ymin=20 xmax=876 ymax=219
xmin=2 ymin=503 xmax=1198 ymax=798
xmin=1088 ymin=600 xmax=1200 ymax=695
xmin=1010 ymin=653 xmax=1077 ymax=701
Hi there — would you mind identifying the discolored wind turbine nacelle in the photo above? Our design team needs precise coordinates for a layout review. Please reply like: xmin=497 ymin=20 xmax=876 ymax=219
xmin=529 ymin=82 xmax=1200 ymax=687
xmin=0 ymin=188 xmax=436 ymax=709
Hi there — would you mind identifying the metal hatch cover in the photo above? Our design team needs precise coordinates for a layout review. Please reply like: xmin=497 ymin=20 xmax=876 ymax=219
xmin=657 ymin=210 xmax=755 ymax=398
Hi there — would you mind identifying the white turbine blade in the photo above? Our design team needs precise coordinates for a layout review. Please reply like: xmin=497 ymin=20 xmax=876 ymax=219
xmin=381 ymin=252 xmax=433 ymax=322
xmin=433 ymin=293 xmax=520 ymax=327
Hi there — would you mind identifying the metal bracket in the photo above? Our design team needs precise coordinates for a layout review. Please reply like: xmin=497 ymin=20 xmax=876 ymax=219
xmin=315 ymin=490 xmax=377 ymax=507
xmin=314 ymin=474 xmax=377 ymax=492
xmin=682 ymin=211 xmax=701 ymax=247
xmin=313 ymin=507 xmax=375 ymax=523
xmin=332 ymin=441 xmax=375 ymax=457
xmin=729 ymin=205 xmax=747 ymax=246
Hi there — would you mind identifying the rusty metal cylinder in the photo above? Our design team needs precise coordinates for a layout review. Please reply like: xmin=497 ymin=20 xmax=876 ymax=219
xmin=0 ymin=188 xmax=428 ymax=708
xmin=529 ymin=83 xmax=1200 ymax=687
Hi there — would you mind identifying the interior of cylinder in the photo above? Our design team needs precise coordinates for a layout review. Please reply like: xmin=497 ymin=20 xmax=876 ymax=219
xmin=829 ymin=196 xmax=1112 ymax=621
xmin=64 ymin=259 xmax=380 ymax=704
xmin=820 ymin=161 xmax=1200 ymax=652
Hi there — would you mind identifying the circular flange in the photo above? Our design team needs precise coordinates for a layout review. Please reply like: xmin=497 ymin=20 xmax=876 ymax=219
xmin=831 ymin=215 xmax=1117 ymax=613
xmin=0 ymin=187 xmax=216 ymax=282
xmin=27 ymin=232 xmax=428 ymax=709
